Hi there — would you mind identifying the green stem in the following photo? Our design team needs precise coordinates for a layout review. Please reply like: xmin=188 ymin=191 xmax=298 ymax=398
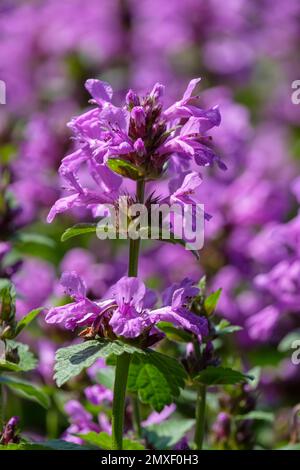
xmin=194 ymin=384 xmax=206 ymax=450
xmin=111 ymin=180 xmax=145 ymax=449
xmin=128 ymin=179 xmax=145 ymax=437
xmin=111 ymin=352 xmax=131 ymax=450
xmin=132 ymin=395 xmax=142 ymax=438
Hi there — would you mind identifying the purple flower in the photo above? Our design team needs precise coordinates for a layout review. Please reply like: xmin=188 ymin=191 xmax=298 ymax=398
xmin=45 ymin=272 xmax=104 ymax=330
xmin=45 ymin=274 xmax=208 ymax=342
xmin=84 ymin=385 xmax=113 ymax=405
xmin=142 ymin=404 xmax=176 ymax=426
xmin=0 ymin=416 xmax=20 ymax=445
xmin=246 ymin=306 xmax=280 ymax=342
xmin=255 ymin=260 xmax=300 ymax=312
xmin=47 ymin=78 xmax=223 ymax=222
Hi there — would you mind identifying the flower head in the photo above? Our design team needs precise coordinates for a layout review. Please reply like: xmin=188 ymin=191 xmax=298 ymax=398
xmin=45 ymin=274 xmax=208 ymax=345
xmin=47 ymin=78 xmax=223 ymax=222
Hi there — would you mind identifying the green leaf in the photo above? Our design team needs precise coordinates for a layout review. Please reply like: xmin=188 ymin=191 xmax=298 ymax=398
xmin=278 ymin=331 xmax=300 ymax=352
xmin=0 ymin=439 xmax=93 ymax=450
xmin=40 ymin=439 xmax=93 ymax=450
xmin=13 ymin=308 xmax=44 ymax=337
xmin=78 ymin=432 xmax=145 ymax=450
xmin=144 ymin=418 xmax=194 ymax=449
xmin=157 ymin=322 xmax=193 ymax=343
xmin=95 ymin=367 xmax=115 ymax=390
xmin=0 ymin=375 xmax=50 ymax=409
xmin=0 ymin=279 xmax=16 ymax=322
xmin=54 ymin=340 xmax=144 ymax=387
xmin=3 ymin=340 xmax=37 ymax=371
xmin=61 ymin=223 xmax=98 ymax=242
xmin=235 ymin=411 xmax=274 ymax=423
xmin=204 ymin=288 xmax=222 ymax=315
xmin=128 ymin=351 xmax=187 ymax=411
xmin=195 ymin=366 xmax=253 ymax=386
xmin=107 ymin=158 xmax=144 ymax=180
xmin=13 ymin=233 xmax=55 ymax=248
xmin=215 ymin=319 xmax=243 ymax=336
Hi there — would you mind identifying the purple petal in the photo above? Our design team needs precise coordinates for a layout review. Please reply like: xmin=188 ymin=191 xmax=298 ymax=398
xmin=85 ymin=79 xmax=113 ymax=104
xmin=60 ymin=271 xmax=86 ymax=300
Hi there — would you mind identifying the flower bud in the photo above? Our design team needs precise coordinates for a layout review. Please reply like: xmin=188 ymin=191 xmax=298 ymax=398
xmin=134 ymin=138 xmax=146 ymax=158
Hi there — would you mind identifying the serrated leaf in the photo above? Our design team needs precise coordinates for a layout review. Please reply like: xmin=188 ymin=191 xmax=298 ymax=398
xmin=0 ymin=375 xmax=50 ymax=409
xmin=137 ymin=363 xmax=173 ymax=411
xmin=4 ymin=340 xmax=37 ymax=371
xmin=215 ymin=319 xmax=242 ymax=336
xmin=128 ymin=351 xmax=187 ymax=411
xmin=235 ymin=411 xmax=274 ymax=423
xmin=107 ymin=158 xmax=143 ymax=180
xmin=204 ymin=289 xmax=222 ymax=315
xmin=54 ymin=340 xmax=144 ymax=387
xmin=13 ymin=308 xmax=44 ymax=337
xmin=61 ymin=223 xmax=98 ymax=242
xmin=195 ymin=366 xmax=253 ymax=386
xmin=157 ymin=322 xmax=193 ymax=343
xmin=78 ymin=432 xmax=145 ymax=450
xmin=144 ymin=418 xmax=194 ymax=449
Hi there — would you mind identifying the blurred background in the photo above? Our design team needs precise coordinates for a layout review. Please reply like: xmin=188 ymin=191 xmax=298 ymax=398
xmin=0 ymin=0 xmax=300 ymax=449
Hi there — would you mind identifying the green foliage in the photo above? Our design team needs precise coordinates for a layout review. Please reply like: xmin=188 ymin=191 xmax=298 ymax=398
xmin=157 ymin=321 xmax=193 ymax=343
xmin=215 ymin=320 xmax=243 ymax=336
xmin=78 ymin=431 xmax=145 ymax=450
xmin=13 ymin=233 xmax=56 ymax=249
xmin=0 ymin=375 xmax=50 ymax=409
xmin=95 ymin=367 xmax=115 ymax=389
xmin=128 ymin=350 xmax=187 ymax=411
xmin=107 ymin=158 xmax=144 ymax=180
xmin=144 ymin=417 xmax=194 ymax=449
xmin=0 ymin=279 xmax=16 ymax=323
xmin=54 ymin=339 xmax=144 ymax=387
xmin=195 ymin=366 xmax=253 ymax=386
xmin=235 ymin=411 xmax=274 ymax=423
xmin=61 ymin=223 xmax=98 ymax=242
xmin=14 ymin=308 xmax=44 ymax=337
xmin=0 ymin=340 xmax=37 ymax=372
xmin=0 ymin=440 xmax=93 ymax=450
xmin=204 ymin=288 xmax=222 ymax=316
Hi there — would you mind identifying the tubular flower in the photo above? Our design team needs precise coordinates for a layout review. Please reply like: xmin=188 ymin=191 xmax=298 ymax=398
xmin=47 ymin=78 xmax=223 ymax=222
xmin=45 ymin=273 xmax=208 ymax=345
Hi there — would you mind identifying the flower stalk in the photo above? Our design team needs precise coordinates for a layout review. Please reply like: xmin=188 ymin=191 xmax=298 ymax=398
xmin=194 ymin=384 xmax=206 ymax=450
xmin=111 ymin=179 xmax=145 ymax=448
xmin=111 ymin=352 xmax=131 ymax=450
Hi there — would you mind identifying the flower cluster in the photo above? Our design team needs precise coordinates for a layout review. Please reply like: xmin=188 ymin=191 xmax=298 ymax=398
xmin=45 ymin=272 xmax=208 ymax=346
xmin=47 ymin=78 xmax=223 ymax=222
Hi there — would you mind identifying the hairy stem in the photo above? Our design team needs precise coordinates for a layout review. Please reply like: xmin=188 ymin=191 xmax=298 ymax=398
xmin=111 ymin=352 xmax=131 ymax=450
xmin=194 ymin=384 xmax=206 ymax=450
